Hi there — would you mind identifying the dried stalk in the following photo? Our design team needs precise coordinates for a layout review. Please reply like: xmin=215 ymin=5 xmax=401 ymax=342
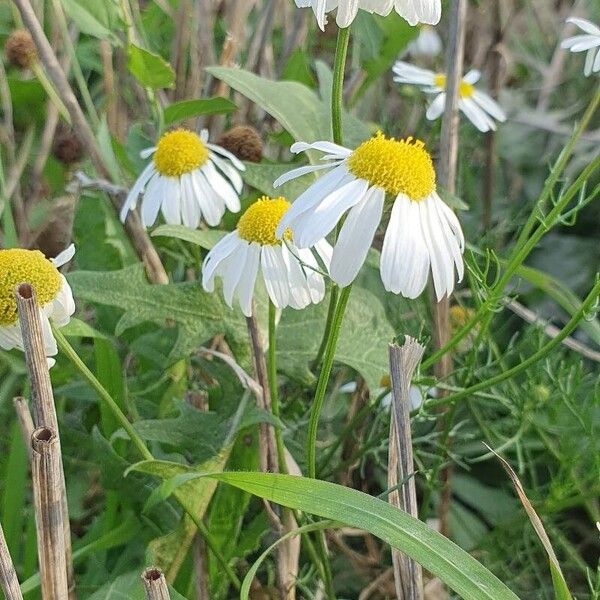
xmin=13 ymin=397 xmax=35 ymax=459
xmin=141 ymin=568 xmax=171 ymax=600
xmin=388 ymin=339 xmax=425 ymax=600
xmin=12 ymin=0 xmax=168 ymax=285
xmin=434 ymin=0 xmax=467 ymax=538
xmin=193 ymin=536 xmax=210 ymax=600
xmin=31 ymin=426 xmax=69 ymax=600
xmin=16 ymin=284 xmax=76 ymax=599
xmin=0 ymin=521 xmax=23 ymax=600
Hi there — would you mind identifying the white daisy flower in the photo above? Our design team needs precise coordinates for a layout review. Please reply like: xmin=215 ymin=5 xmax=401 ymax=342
xmin=406 ymin=25 xmax=442 ymax=58
xmin=202 ymin=197 xmax=331 ymax=317
xmin=274 ymin=133 xmax=464 ymax=301
xmin=294 ymin=0 xmax=441 ymax=30
xmin=0 ymin=245 xmax=76 ymax=367
xmin=121 ymin=128 xmax=245 ymax=229
xmin=392 ymin=61 xmax=507 ymax=132
xmin=561 ymin=17 xmax=600 ymax=76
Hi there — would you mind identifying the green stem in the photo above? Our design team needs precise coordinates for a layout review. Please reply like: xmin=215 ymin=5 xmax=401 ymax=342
xmin=422 ymin=120 xmax=600 ymax=372
xmin=268 ymin=301 xmax=287 ymax=474
xmin=314 ymin=26 xmax=350 ymax=369
xmin=53 ymin=326 xmax=152 ymax=460
xmin=426 ymin=278 xmax=600 ymax=410
xmin=307 ymin=286 xmax=352 ymax=479
xmin=54 ymin=327 xmax=242 ymax=591
xmin=331 ymin=27 xmax=350 ymax=145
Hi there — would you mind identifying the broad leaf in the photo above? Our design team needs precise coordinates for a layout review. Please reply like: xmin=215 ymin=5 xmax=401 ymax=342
xmin=127 ymin=44 xmax=175 ymax=89
xmin=164 ymin=97 xmax=237 ymax=125
xmin=86 ymin=570 xmax=186 ymax=600
xmin=60 ymin=0 xmax=120 ymax=42
xmin=242 ymin=162 xmax=313 ymax=201
xmin=151 ymin=225 xmax=226 ymax=249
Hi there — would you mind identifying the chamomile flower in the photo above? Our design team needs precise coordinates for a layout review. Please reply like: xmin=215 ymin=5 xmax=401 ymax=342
xmin=202 ymin=197 xmax=331 ymax=317
xmin=561 ymin=17 xmax=600 ymax=76
xmin=392 ymin=61 xmax=507 ymax=132
xmin=274 ymin=133 xmax=464 ymax=301
xmin=294 ymin=0 xmax=441 ymax=30
xmin=121 ymin=129 xmax=245 ymax=229
xmin=0 ymin=245 xmax=75 ymax=367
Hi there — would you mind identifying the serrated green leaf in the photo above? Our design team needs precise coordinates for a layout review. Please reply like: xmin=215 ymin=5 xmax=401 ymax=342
xmin=151 ymin=225 xmax=226 ymax=249
xmin=163 ymin=97 xmax=237 ymax=126
xmin=127 ymin=44 xmax=175 ymax=89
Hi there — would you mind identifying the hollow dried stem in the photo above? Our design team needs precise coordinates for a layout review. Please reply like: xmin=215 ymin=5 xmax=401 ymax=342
xmin=16 ymin=284 xmax=76 ymax=599
xmin=0 ymin=521 xmax=23 ymax=600
xmin=31 ymin=426 xmax=69 ymax=600
xmin=388 ymin=339 xmax=425 ymax=600
xmin=13 ymin=397 xmax=35 ymax=459
xmin=141 ymin=568 xmax=171 ymax=600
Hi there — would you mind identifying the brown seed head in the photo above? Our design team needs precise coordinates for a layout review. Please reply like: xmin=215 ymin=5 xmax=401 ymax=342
xmin=5 ymin=29 xmax=37 ymax=69
xmin=217 ymin=125 xmax=263 ymax=163
xmin=53 ymin=129 xmax=84 ymax=165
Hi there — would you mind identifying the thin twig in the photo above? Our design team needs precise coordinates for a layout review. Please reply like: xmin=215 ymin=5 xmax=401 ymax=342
xmin=16 ymin=284 xmax=76 ymax=599
xmin=12 ymin=0 xmax=168 ymax=285
xmin=434 ymin=0 xmax=468 ymax=539
xmin=13 ymin=397 xmax=35 ymax=460
xmin=141 ymin=568 xmax=171 ymax=600
xmin=388 ymin=339 xmax=425 ymax=600
xmin=0 ymin=521 xmax=23 ymax=600
xmin=31 ymin=426 xmax=69 ymax=600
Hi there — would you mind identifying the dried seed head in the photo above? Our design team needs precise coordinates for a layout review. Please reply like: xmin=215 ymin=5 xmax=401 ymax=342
xmin=52 ymin=129 xmax=84 ymax=165
xmin=218 ymin=125 xmax=263 ymax=163
xmin=5 ymin=29 xmax=37 ymax=69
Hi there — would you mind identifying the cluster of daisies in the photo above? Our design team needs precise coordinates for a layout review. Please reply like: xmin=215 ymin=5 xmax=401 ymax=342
xmin=2 ymin=1 xmax=598 ymax=364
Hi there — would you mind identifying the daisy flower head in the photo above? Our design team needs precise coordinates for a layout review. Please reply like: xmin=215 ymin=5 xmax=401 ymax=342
xmin=294 ymin=0 xmax=441 ymax=31
xmin=202 ymin=197 xmax=332 ymax=317
xmin=121 ymin=128 xmax=245 ymax=229
xmin=0 ymin=245 xmax=75 ymax=367
xmin=561 ymin=17 xmax=600 ymax=76
xmin=392 ymin=61 xmax=507 ymax=132
xmin=274 ymin=133 xmax=464 ymax=301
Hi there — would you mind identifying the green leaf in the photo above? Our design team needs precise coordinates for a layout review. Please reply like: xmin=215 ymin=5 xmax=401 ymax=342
xmin=242 ymin=162 xmax=312 ymax=201
xmin=151 ymin=225 xmax=226 ymax=249
xmin=60 ymin=318 xmax=108 ymax=339
xmin=127 ymin=44 xmax=175 ymax=89
xmin=86 ymin=570 xmax=187 ymax=600
xmin=182 ymin=472 xmax=521 ymax=600
xmin=67 ymin=265 xmax=250 ymax=362
xmin=60 ymin=0 xmax=120 ymax=42
xmin=163 ymin=97 xmax=237 ymax=126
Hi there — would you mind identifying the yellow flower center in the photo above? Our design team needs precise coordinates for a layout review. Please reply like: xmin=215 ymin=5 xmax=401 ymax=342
xmin=237 ymin=197 xmax=292 ymax=245
xmin=347 ymin=132 xmax=436 ymax=200
xmin=153 ymin=129 xmax=209 ymax=177
xmin=434 ymin=73 xmax=475 ymax=98
xmin=0 ymin=249 xmax=62 ymax=326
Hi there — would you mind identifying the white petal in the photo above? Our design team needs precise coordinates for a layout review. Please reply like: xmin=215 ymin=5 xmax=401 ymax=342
xmin=261 ymin=245 xmax=289 ymax=308
xmin=121 ymin=162 xmax=156 ymax=222
xmin=140 ymin=146 xmax=157 ymax=159
xmin=281 ymin=244 xmax=312 ymax=309
xmin=51 ymin=244 xmax=75 ymax=267
xmin=290 ymin=140 xmax=352 ymax=158
xmin=426 ymin=93 xmax=446 ymax=120
xmin=39 ymin=311 xmax=58 ymax=358
xmin=48 ymin=276 xmax=75 ymax=326
xmin=222 ymin=241 xmax=249 ymax=307
xmin=566 ymin=17 xmax=600 ymax=36
xmin=472 ymin=90 xmax=506 ymax=122
xmin=463 ymin=69 xmax=481 ymax=84
xmin=202 ymin=160 xmax=241 ymax=213
xmin=141 ymin=173 xmax=165 ymax=227
xmin=292 ymin=178 xmax=369 ymax=249
xmin=202 ymin=231 xmax=241 ymax=291
xmin=459 ymin=98 xmax=495 ymax=132
xmin=180 ymin=173 xmax=202 ymax=229
xmin=330 ymin=187 xmax=384 ymax=287
xmin=297 ymin=246 xmax=327 ymax=304
xmin=236 ymin=243 xmax=261 ymax=317
xmin=160 ymin=178 xmax=182 ymax=225
xmin=392 ymin=60 xmax=436 ymax=86
xmin=193 ymin=170 xmax=226 ymax=227
xmin=205 ymin=142 xmax=246 ymax=171
xmin=273 ymin=162 xmax=339 ymax=187
xmin=209 ymin=152 xmax=244 ymax=194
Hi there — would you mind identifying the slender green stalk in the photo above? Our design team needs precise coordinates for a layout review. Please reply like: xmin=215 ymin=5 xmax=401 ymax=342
xmin=31 ymin=63 xmax=70 ymax=123
xmin=53 ymin=326 xmax=152 ymax=460
xmin=313 ymin=27 xmax=351 ymax=369
xmin=53 ymin=327 xmax=242 ymax=591
xmin=331 ymin=27 xmax=350 ymax=145
xmin=427 ymin=278 xmax=600 ymax=409
xmin=422 ymin=122 xmax=600 ymax=372
xmin=268 ymin=301 xmax=287 ymax=474
xmin=307 ymin=286 xmax=352 ymax=479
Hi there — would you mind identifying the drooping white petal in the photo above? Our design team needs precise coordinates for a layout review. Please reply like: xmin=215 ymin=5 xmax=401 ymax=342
xmin=429 ymin=193 xmax=464 ymax=283
xmin=330 ymin=187 xmax=384 ymax=287
xmin=51 ymin=244 xmax=75 ymax=268
xmin=392 ymin=60 xmax=437 ymax=86
xmin=336 ymin=0 xmax=360 ymax=27
xmin=202 ymin=160 xmax=241 ymax=213
xmin=121 ymin=162 xmax=156 ymax=221
xmin=193 ymin=171 xmax=226 ymax=227
xmin=566 ymin=17 xmax=600 ymax=36
xmin=292 ymin=178 xmax=369 ymax=249
xmin=205 ymin=142 xmax=246 ymax=172
xmin=236 ymin=243 xmax=261 ymax=317
xmin=459 ymin=98 xmax=495 ymax=132
xmin=160 ymin=178 xmax=182 ymax=225
xmin=39 ymin=311 xmax=58 ymax=357
xmin=471 ymin=90 xmax=506 ymax=122
xmin=222 ymin=241 xmax=249 ymax=307
xmin=261 ymin=245 xmax=290 ymax=308
xmin=202 ymin=231 xmax=241 ymax=291
xmin=273 ymin=161 xmax=340 ymax=187
xmin=281 ymin=244 xmax=312 ymax=309
xmin=290 ymin=140 xmax=352 ymax=159
xmin=180 ymin=173 xmax=202 ymax=229
xmin=426 ymin=92 xmax=446 ymax=120
xmin=209 ymin=152 xmax=244 ymax=194
xmin=141 ymin=173 xmax=165 ymax=227
xmin=48 ymin=275 xmax=76 ymax=326
xmin=463 ymin=69 xmax=481 ymax=84
xmin=297 ymin=246 xmax=328 ymax=304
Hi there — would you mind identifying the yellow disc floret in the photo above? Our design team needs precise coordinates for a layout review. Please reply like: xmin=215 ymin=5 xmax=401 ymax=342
xmin=434 ymin=73 xmax=475 ymax=98
xmin=0 ymin=249 xmax=62 ymax=326
xmin=347 ymin=132 xmax=436 ymax=201
xmin=237 ymin=197 xmax=292 ymax=245
xmin=153 ymin=129 xmax=209 ymax=177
